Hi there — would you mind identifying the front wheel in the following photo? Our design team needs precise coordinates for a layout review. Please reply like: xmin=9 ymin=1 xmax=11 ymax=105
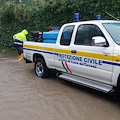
xmin=34 ymin=58 xmax=49 ymax=78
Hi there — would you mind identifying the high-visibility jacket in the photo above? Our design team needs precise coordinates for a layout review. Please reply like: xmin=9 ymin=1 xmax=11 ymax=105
xmin=13 ymin=29 xmax=28 ymax=46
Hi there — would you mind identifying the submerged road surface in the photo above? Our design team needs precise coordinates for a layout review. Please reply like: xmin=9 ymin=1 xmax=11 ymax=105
xmin=0 ymin=53 xmax=120 ymax=120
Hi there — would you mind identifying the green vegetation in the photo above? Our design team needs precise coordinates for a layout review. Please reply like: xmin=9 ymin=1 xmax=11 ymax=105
xmin=0 ymin=0 xmax=120 ymax=49
xmin=0 ymin=48 xmax=17 ymax=56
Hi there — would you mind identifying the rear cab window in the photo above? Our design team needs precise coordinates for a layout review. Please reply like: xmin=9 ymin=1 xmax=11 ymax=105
xmin=60 ymin=25 xmax=75 ymax=46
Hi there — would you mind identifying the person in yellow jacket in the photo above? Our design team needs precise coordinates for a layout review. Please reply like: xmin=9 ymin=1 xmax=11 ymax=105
xmin=13 ymin=29 xmax=28 ymax=60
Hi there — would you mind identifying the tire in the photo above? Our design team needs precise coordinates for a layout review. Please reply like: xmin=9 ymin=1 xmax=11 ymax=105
xmin=115 ymin=82 xmax=120 ymax=101
xmin=113 ymin=78 xmax=120 ymax=102
xmin=34 ymin=58 xmax=49 ymax=78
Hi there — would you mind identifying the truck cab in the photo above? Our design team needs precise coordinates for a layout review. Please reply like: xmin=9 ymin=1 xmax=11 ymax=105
xmin=23 ymin=19 xmax=120 ymax=100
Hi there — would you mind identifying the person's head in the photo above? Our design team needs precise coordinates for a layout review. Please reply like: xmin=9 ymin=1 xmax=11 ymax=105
xmin=47 ymin=26 xmax=54 ymax=32
xmin=22 ymin=29 xmax=28 ymax=35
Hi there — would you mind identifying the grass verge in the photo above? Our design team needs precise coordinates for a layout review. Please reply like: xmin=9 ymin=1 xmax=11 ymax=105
xmin=0 ymin=48 xmax=17 ymax=56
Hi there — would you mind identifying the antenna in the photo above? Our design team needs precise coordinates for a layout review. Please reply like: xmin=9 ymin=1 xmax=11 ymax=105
xmin=106 ymin=11 xmax=119 ymax=21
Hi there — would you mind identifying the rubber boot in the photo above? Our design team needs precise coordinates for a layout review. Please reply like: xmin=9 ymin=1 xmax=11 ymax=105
xmin=20 ymin=54 xmax=24 ymax=60
xmin=17 ymin=54 xmax=23 ymax=61
xmin=18 ymin=55 xmax=21 ymax=60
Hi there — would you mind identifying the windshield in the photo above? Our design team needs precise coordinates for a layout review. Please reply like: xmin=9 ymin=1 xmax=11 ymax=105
xmin=103 ymin=23 xmax=120 ymax=45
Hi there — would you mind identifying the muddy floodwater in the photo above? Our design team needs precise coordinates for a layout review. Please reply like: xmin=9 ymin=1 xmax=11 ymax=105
xmin=0 ymin=53 xmax=120 ymax=120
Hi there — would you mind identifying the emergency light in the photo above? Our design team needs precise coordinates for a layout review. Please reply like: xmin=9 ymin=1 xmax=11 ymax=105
xmin=74 ymin=13 xmax=80 ymax=22
xmin=96 ymin=15 xmax=101 ymax=20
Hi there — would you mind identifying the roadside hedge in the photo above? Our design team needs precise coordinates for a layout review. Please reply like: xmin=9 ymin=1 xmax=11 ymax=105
xmin=0 ymin=0 xmax=120 ymax=49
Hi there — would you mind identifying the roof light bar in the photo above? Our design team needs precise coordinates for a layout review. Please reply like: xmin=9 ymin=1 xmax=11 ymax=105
xmin=74 ymin=13 xmax=80 ymax=22
xmin=96 ymin=15 xmax=101 ymax=20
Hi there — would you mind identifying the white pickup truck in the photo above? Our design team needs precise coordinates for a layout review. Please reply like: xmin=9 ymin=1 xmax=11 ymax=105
xmin=23 ymin=20 xmax=120 ymax=99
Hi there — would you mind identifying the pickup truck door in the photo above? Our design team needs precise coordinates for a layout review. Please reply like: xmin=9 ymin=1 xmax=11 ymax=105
xmin=54 ymin=25 xmax=75 ymax=73
xmin=69 ymin=24 xmax=113 ymax=83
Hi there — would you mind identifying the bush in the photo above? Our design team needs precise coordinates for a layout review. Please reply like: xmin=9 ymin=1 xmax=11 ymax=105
xmin=0 ymin=0 xmax=120 ymax=49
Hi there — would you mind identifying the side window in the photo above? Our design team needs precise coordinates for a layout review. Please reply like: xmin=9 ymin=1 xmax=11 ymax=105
xmin=74 ymin=24 xmax=105 ymax=46
xmin=60 ymin=25 xmax=74 ymax=46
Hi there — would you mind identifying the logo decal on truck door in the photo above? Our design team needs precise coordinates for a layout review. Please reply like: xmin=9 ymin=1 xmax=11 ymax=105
xmin=61 ymin=61 xmax=72 ymax=74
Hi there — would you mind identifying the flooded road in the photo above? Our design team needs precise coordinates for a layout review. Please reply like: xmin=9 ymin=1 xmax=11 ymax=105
xmin=0 ymin=53 xmax=120 ymax=120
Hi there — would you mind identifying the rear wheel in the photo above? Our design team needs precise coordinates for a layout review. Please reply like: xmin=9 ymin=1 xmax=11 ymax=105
xmin=34 ymin=58 xmax=49 ymax=78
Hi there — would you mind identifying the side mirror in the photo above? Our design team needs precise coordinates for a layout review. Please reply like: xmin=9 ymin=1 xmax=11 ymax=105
xmin=92 ymin=36 xmax=108 ymax=47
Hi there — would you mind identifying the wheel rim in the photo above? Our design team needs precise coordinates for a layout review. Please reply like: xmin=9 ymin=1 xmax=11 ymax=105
xmin=36 ymin=62 xmax=44 ymax=77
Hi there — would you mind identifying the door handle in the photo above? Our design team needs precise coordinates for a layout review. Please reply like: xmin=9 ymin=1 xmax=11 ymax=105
xmin=71 ymin=50 xmax=77 ymax=53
